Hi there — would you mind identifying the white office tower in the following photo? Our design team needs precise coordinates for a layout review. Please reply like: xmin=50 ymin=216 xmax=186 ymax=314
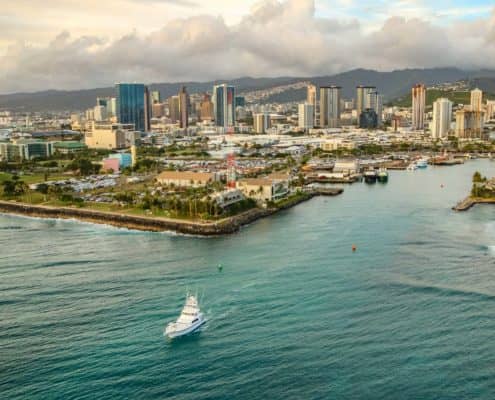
xmin=431 ymin=98 xmax=453 ymax=139
xmin=298 ymin=103 xmax=314 ymax=131
xmin=253 ymin=113 xmax=271 ymax=134
xmin=470 ymin=88 xmax=483 ymax=112
xmin=412 ymin=84 xmax=426 ymax=130
xmin=320 ymin=86 xmax=341 ymax=128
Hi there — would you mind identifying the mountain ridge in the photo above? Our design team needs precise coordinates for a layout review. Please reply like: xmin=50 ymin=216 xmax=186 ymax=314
xmin=1 ymin=68 xmax=495 ymax=112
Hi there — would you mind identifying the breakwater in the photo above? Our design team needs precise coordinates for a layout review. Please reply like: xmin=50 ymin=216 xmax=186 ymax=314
xmin=452 ymin=196 xmax=495 ymax=211
xmin=0 ymin=190 xmax=341 ymax=235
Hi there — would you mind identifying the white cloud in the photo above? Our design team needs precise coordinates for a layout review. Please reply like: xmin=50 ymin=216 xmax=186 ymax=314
xmin=0 ymin=0 xmax=494 ymax=93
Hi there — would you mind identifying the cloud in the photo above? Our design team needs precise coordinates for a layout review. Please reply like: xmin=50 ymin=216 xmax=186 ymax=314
xmin=0 ymin=0 xmax=494 ymax=93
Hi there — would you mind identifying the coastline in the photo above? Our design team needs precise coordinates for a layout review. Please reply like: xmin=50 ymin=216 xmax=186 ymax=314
xmin=452 ymin=196 xmax=495 ymax=211
xmin=0 ymin=189 xmax=341 ymax=235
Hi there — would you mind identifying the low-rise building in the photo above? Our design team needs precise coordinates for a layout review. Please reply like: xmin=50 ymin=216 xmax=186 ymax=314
xmin=156 ymin=171 xmax=218 ymax=187
xmin=237 ymin=177 xmax=289 ymax=203
xmin=54 ymin=141 xmax=87 ymax=154
xmin=211 ymin=189 xmax=244 ymax=208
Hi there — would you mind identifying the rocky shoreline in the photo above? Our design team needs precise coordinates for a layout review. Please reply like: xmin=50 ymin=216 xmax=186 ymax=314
xmin=0 ymin=190 xmax=341 ymax=235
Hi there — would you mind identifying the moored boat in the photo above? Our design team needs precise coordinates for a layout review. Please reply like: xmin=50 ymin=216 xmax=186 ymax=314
xmin=364 ymin=168 xmax=377 ymax=184
xmin=377 ymin=168 xmax=389 ymax=183
xmin=164 ymin=295 xmax=205 ymax=339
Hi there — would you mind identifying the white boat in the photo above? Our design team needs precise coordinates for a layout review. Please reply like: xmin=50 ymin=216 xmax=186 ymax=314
xmin=406 ymin=162 xmax=418 ymax=171
xmin=164 ymin=295 xmax=205 ymax=339
xmin=416 ymin=158 xmax=428 ymax=169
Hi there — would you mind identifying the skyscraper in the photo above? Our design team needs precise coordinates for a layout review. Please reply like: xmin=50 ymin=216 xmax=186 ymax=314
xmin=178 ymin=86 xmax=189 ymax=129
xmin=470 ymin=88 xmax=483 ymax=112
xmin=168 ymin=96 xmax=180 ymax=123
xmin=411 ymin=84 xmax=426 ymax=130
xmin=455 ymin=109 xmax=485 ymax=139
xmin=199 ymin=93 xmax=214 ymax=122
xmin=320 ymin=86 xmax=341 ymax=128
xmin=298 ymin=103 xmax=314 ymax=131
xmin=116 ymin=83 xmax=149 ymax=132
xmin=144 ymin=86 xmax=151 ymax=131
xmin=151 ymin=91 xmax=161 ymax=104
xmin=431 ymin=98 xmax=453 ymax=139
xmin=307 ymin=84 xmax=317 ymax=125
xmin=356 ymin=86 xmax=376 ymax=122
xmin=213 ymin=84 xmax=235 ymax=128
xmin=366 ymin=91 xmax=383 ymax=126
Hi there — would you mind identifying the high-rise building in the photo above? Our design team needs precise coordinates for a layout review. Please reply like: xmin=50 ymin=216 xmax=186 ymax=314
xmin=168 ymin=96 xmax=180 ymax=123
xmin=235 ymin=96 xmax=246 ymax=108
xmin=470 ymin=88 xmax=483 ymax=112
xmin=199 ymin=93 xmax=214 ymax=122
xmin=253 ymin=113 xmax=271 ymax=134
xmin=298 ymin=103 xmax=314 ymax=131
xmin=412 ymin=84 xmax=426 ymax=130
xmin=431 ymin=98 xmax=453 ymax=139
xmin=320 ymin=86 xmax=341 ymax=128
xmin=151 ymin=91 xmax=161 ymax=104
xmin=455 ymin=109 xmax=485 ymax=139
xmin=366 ymin=91 xmax=383 ymax=126
xmin=356 ymin=86 xmax=376 ymax=122
xmin=116 ymin=83 xmax=149 ymax=132
xmin=178 ymin=86 xmax=189 ymax=129
xmin=144 ymin=86 xmax=151 ymax=131
xmin=359 ymin=109 xmax=378 ymax=129
xmin=486 ymin=100 xmax=495 ymax=122
xmin=152 ymin=103 xmax=165 ymax=118
xmin=213 ymin=84 xmax=235 ymax=128
xmin=307 ymin=84 xmax=317 ymax=125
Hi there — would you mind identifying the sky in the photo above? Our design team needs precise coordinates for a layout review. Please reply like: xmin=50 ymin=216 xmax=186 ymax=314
xmin=0 ymin=0 xmax=494 ymax=93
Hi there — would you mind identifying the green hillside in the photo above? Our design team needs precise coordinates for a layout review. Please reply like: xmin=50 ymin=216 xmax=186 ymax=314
xmin=390 ymin=89 xmax=495 ymax=108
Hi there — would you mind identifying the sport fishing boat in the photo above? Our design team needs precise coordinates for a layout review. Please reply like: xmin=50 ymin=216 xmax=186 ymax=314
xmin=377 ymin=168 xmax=389 ymax=183
xmin=164 ymin=295 xmax=205 ymax=339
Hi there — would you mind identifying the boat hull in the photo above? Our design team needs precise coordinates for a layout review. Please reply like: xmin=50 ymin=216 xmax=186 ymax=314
xmin=165 ymin=318 xmax=206 ymax=339
xmin=364 ymin=175 xmax=377 ymax=184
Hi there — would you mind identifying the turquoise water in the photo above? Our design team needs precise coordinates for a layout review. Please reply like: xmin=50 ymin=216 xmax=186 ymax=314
xmin=1 ymin=160 xmax=495 ymax=399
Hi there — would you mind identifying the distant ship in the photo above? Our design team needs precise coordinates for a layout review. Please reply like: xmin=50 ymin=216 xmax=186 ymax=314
xmin=164 ymin=295 xmax=206 ymax=339
xmin=377 ymin=168 xmax=389 ymax=183
xmin=364 ymin=168 xmax=378 ymax=184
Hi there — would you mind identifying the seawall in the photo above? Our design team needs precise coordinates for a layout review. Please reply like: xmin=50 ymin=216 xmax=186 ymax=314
xmin=0 ymin=191 xmax=333 ymax=235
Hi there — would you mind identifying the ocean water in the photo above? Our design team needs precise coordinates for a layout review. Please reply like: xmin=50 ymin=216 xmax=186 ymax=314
xmin=1 ymin=160 xmax=495 ymax=399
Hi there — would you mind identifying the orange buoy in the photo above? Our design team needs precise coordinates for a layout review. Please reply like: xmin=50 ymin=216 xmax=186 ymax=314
xmin=352 ymin=245 xmax=357 ymax=252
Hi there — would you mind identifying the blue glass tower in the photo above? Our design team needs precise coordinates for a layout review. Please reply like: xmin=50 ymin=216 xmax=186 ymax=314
xmin=116 ymin=83 xmax=149 ymax=132
xmin=213 ymin=84 xmax=235 ymax=128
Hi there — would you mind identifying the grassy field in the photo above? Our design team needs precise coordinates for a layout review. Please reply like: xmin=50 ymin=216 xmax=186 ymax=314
xmin=391 ymin=89 xmax=495 ymax=108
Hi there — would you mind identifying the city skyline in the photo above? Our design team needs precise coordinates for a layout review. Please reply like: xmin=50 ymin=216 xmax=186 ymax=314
xmin=1 ymin=0 xmax=494 ymax=94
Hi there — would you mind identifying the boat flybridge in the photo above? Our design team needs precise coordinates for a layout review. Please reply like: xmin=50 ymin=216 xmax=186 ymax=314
xmin=164 ymin=295 xmax=205 ymax=339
